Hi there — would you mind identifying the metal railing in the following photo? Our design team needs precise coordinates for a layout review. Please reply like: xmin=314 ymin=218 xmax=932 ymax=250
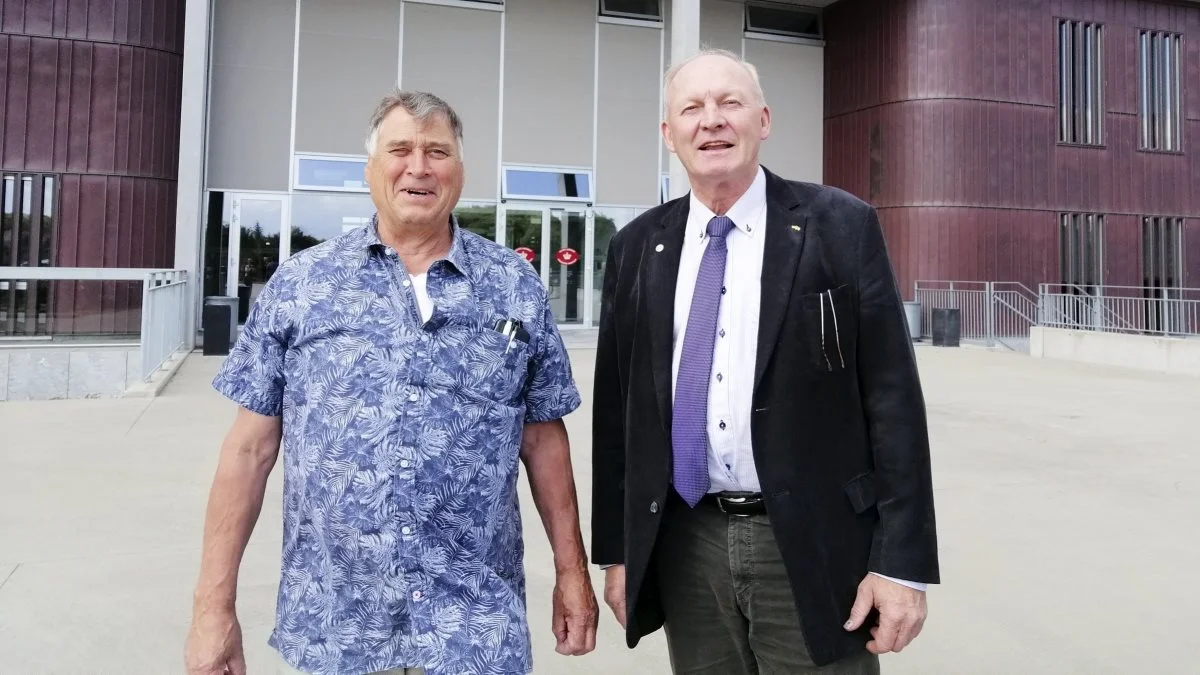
xmin=1038 ymin=284 xmax=1200 ymax=337
xmin=0 ymin=267 xmax=191 ymax=381
xmin=914 ymin=281 xmax=1038 ymax=351
xmin=140 ymin=270 xmax=190 ymax=380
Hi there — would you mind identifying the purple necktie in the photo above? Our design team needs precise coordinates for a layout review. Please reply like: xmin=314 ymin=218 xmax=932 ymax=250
xmin=672 ymin=215 xmax=735 ymax=507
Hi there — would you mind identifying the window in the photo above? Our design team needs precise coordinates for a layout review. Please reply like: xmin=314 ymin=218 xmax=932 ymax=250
xmin=1139 ymin=30 xmax=1182 ymax=151
xmin=294 ymin=155 xmax=369 ymax=192
xmin=1057 ymin=20 xmax=1103 ymax=145
xmin=1 ymin=172 xmax=57 ymax=336
xmin=745 ymin=1 xmax=821 ymax=40
xmin=288 ymin=192 xmax=376 ymax=256
xmin=405 ymin=0 xmax=503 ymax=8
xmin=502 ymin=166 xmax=592 ymax=202
xmin=1142 ymin=217 xmax=1183 ymax=289
xmin=1058 ymin=213 xmax=1105 ymax=288
xmin=1141 ymin=216 xmax=1185 ymax=333
xmin=660 ymin=174 xmax=670 ymax=204
xmin=599 ymin=0 xmax=661 ymax=21
xmin=455 ymin=203 xmax=498 ymax=241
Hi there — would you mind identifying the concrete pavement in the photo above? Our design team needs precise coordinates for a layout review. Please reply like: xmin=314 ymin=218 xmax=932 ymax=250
xmin=1 ymin=342 xmax=1198 ymax=674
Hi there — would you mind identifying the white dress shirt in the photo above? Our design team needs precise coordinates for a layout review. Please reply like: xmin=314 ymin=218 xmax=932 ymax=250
xmin=671 ymin=166 xmax=767 ymax=494
xmin=669 ymin=166 xmax=926 ymax=592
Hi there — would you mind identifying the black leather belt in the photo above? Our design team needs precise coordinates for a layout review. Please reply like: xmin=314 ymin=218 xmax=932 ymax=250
xmin=701 ymin=492 xmax=766 ymax=517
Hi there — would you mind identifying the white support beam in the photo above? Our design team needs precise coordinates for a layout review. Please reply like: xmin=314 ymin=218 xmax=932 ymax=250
xmin=668 ymin=0 xmax=700 ymax=200
xmin=173 ymin=0 xmax=213 ymax=349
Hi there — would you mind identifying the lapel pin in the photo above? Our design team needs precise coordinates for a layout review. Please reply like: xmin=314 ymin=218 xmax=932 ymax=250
xmin=655 ymin=244 xmax=664 ymax=252
xmin=790 ymin=224 xmax=802 ymax=232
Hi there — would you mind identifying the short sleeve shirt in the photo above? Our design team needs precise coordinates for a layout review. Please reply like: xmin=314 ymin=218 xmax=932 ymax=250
xmin=212 ymin=216 xmax=581 ymax=675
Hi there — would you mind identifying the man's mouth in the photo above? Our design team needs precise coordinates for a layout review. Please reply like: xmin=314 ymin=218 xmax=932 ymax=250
xmin=698 ymin=141 xmax=734 ymax=152
xmin=401 ymin=188 xmax=434 ymax=197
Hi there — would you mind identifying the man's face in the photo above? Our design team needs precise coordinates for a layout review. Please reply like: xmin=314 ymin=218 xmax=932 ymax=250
xmin=661 ymin=55 xmax=771 ymax=185
xmin=365 ymin=107 xmax=464 ymax=229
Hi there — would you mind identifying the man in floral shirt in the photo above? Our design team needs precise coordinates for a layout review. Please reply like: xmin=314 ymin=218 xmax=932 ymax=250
xmin=184 ymin=91 xmax=598 ymax=675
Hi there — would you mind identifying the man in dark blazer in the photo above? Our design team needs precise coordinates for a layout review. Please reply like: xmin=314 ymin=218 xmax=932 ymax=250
xmin=591 ymin=49 xmax=940 ymax=673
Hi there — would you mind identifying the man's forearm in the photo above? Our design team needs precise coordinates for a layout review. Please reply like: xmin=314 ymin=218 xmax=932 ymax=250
xmin=192 ymin=443 xmax=277 ymax=613
xmin=522 ymin=421 xmax=588 ymax=573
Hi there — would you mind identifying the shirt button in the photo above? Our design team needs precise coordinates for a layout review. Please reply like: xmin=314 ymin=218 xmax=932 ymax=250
xmin=402 ymin=526 xmax=412 ymax=535
xmin=721 ymin=286 xmax=727 ymax=295
xmin=719 ymin=329 xmax=726 ymax=338
xmin=650 ymin=500 xmax=659 ymax=514
xmin=400 ymin=460 xmax=410 ymax=468
xmin=716 ymin=373 xmax=723 ymax=382
xmin=408 ymin=392 xmax=419 ymax=402
xmin=719 ymin=420 xmax=727 ymax=430
xmin=403 ymin=279 xmax=411 ymax=288
xmin=412 ymin=591 xmax=423 ymax=601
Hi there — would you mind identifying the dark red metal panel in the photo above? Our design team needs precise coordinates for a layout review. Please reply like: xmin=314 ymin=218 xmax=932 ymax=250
xmin=2 ymin=0 xmax=184 ymax=337
xmin=826 ymin=0 xmax=1200 ymax=299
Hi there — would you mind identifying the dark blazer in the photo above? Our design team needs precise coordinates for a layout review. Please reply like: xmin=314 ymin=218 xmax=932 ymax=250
xmin=590 ymin=167 xmax=940 ymax=666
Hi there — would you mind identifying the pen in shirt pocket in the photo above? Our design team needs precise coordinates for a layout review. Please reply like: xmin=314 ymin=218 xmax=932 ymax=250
xmin=818 ymin=290 xmax=845 ymax=371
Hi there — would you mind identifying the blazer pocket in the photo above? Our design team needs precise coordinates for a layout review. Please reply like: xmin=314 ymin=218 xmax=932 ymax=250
xmin=842 ymin=471 xmax=877 ymax=514
xmin=800 ymin=284 xmax=853 ymax=373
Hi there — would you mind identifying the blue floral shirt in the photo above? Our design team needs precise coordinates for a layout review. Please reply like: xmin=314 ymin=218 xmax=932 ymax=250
xmin=213 ymin=217 xmax=581 ymax=675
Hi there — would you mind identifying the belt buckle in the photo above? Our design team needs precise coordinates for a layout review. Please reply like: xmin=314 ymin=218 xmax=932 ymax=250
xmin=717 ymin=494 xmax=754 ymax=517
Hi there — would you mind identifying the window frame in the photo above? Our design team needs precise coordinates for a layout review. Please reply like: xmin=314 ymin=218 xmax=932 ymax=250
xmin=0 ymin=171 xmax=59 ymax=337
xmin=743 ymin=1 xmax=823 ymax=41
xmin=292 ymin=153 xmax=370 ymax=193
xmin=1056 ymin=18 xmax=1105 ymax=147
xmin=598 ymin=0 xmax=662 ymax=23
xmin=403 ymin=0 xmax=504 ymax=12
xmin=501 ymin=165 xmax=594 ymax=203
xmin=1057 ymin=212 xmax=1106 ymax=289
xmin=1138 ymin=29 xmax=1183 ymax=152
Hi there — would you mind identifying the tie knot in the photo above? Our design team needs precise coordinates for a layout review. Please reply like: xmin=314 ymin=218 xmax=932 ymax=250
xmin=707 ymin=216 xmax=735 ymax=239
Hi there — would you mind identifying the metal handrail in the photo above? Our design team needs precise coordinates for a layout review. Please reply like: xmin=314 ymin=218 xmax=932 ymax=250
xmin=0 ymin=267 xmax=191 ymax=381
xmin=914 ymin=280 xmax=1200 ymax=347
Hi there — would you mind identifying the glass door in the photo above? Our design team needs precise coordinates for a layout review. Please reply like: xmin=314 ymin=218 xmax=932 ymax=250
xmin=501 ymin=203 xmax=592 ymax=326
xmin=504 ymin=208 xmax=544 ymax=272
xmin=548 ymin=208 xmax=586 ymax=325
xmin=227 ymin=193 xmax=289 ymax=323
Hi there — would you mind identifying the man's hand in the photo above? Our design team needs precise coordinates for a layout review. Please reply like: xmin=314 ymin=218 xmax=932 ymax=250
xmin=185 ymin=608 xmax=246 ymax=675
xmin=552 ymin=567 xmax=599 ymax=656
xmin=603 ymin=565 xmax=627 ymax=628
xmin=844 ymin=574 xmax=927 ymax=654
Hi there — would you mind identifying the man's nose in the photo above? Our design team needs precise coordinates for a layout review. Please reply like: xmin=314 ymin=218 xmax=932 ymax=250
xmin=699 ymin=102 xmax=725 ymax=129
xmin=406 ymin=151 xmax=430 ymax=175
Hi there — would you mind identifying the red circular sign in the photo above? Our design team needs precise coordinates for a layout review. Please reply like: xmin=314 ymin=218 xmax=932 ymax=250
xmin=514 ymin=246 xmax=536 ymax=262
xmin=555 ymin=248 xmax=580 ymax=265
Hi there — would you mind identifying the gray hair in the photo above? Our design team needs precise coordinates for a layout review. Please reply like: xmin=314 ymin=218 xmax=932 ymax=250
xmin=663 ymin=48 xmax=767 ymax=114
xmin=364 ymin=90 xmax=464 ymax=155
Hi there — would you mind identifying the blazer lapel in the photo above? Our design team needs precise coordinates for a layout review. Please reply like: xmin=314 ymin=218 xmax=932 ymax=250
xmin=646 ymin=199 xmax=689 ymax=436
xmin=755 ymin=173 xmax=807 ymax=393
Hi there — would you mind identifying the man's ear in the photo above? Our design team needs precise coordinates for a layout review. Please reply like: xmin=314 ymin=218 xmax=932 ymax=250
xmin=661 ymin=121 xmax=676 ymax=154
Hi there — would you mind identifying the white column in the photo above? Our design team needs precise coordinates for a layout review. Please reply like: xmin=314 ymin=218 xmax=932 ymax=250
xmin=668 ymin=0 xmax=701 ymax=200
xmin=174 ymin=0 xmax=212 ymax=349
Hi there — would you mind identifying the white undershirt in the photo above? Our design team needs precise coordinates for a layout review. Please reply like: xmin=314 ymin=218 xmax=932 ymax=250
xmin=409 ymin=272 xmax=433 ymax=323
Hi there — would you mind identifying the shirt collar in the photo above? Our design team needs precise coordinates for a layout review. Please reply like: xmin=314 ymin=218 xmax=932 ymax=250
xmin=357 ymin=212 xmax=471 ymax=276
xmin=687 ymin=165 xmax=767 ymax=239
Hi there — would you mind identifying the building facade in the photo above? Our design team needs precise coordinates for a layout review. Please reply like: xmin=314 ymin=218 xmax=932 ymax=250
xmin=825 ymin=0 xmax=1200 ymax=296
xmin=194 ymin=0 xmax=824 ymax=328
xmin=1 ymin=0 xmax=1198 ymax=340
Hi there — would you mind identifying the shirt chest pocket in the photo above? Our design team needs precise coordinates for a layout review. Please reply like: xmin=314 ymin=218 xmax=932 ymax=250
xmin=450 ymin=324 xmax=533 ymax=405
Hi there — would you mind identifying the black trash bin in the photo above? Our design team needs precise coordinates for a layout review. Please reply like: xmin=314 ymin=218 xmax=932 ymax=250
xmin=931 ymin=308 xmax=961 ymax=347
xmin=203 ymin=296 xmax=239 ymax=356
